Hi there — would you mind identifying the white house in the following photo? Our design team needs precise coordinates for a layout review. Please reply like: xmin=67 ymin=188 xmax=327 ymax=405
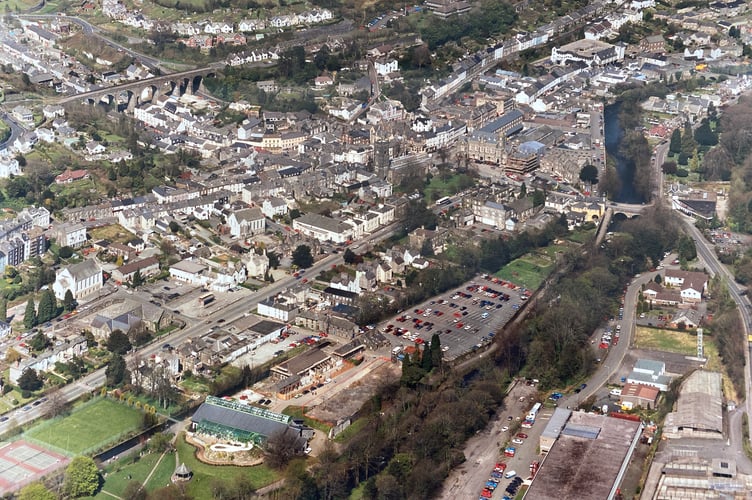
xmin=228 ymin=207 xmax=265 ymax=238
xmin=664 ymin=269 xmax=707 ymax=302
xmin=0 ymin=157 xmax=21 ymax=178
xmin=54 ymin=222 xmax=87 ymax=248
xmin=53 ymin=260 xmax=103 ymax=300
xmin=374 ymin=59 xmax=398 ymax=76
xmin=258 ymin=297 xmax=297 ymax=322
xmin=261 ymin=197 xmax=288 ymax=218
xmin=293 ymin=213 xmax=353 ymax=244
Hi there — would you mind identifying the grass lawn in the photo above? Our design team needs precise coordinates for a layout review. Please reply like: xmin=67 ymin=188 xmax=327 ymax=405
xmin=176 ymin=433 xmax=277 ymax=498
xmin=93 ymin=451 xmax=175 ymax=498
xmin=334 ymin=417 xmax=368 ymax=443
xmin=423 ymin=173 xmax=475 ymax=201
xmin=25 ymin=398 xmax=143 ymax=455
xmin=0 ymin=0 xmax=40 ymax=11
xmin=88 ymin=224 xmax=134 ymax=245
xmin=281 ymin=406 xmax=333 ymax=432
xmin=634 ymin=326 xmax=698 ymax=355
xmin=634 ymin=326 xmax=736 ymax=401
xmin=567 ymin=227 xmax=596 ymax=244
xmin=496 ymin=257 xmax=553 ymax=290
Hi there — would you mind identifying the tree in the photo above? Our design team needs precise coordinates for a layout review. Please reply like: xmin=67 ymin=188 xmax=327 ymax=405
xmin=579 ymin=164 xmax=599 ymax=184
xmin=30 ymin=332 xmax=50 ymax=352
xmin=420 ymin=344 xmax=433 ymax=372
xmin=661 ymin=161 xmax=678 ymax=175
xmin=532 ymin=190 xmax=546 ymax=207
xmin=106 ymin=353 xmax=127 ymax=386
xmin=169 ymin=220 xmax=180 ymax=233
xmin=669 ymin=128 xmax=682 ymax=154
xmin=0 ymin=297 xmax=6 ymax=323
xmin=37 ymin=289 xmax=56 ymax=324
xmin=343 ymin=248 xmax=357 ymax=264
xmin=148 ymin=432 xmax=174 ymax=452
xmin=265 ymin=428 xmax=304 ymax=469
xmin=123 ymin=481 xmax=147 ymax=500
xmin=106 ymin=330 xmax=132 ymax=355
xmin=64 ymin=289 xmax=75 ymax=312
xmin=131 ymin=269 xmax=144 ymax=288
xmin=64 ymin=456 xmax=100 ymax=497
xmin=430 ymin=333 xmax=442 ymax=368
xmin=677 ymin=234 xmax=697 ymax=261
xmin=654 ymin=274 xmax=662 ymax=284
xmin=58 ymin=246 xmax=74 ymax=259
xmin=5 ymin=348 xmax=21 ymax=364
xmin=292 ymin=245 xmax=314 ymax=268
xmin=18 ymin=482 xmax=56 ymax=500
xmin=18 ymin=368 xmax=42 ymax=391
xmin=681 ymin=122 xmax=697 ymax=157
xmin=694 ymin=120 xmax=718 ymax=146
xmin=23 ymin=298 xmax=36 ymax=330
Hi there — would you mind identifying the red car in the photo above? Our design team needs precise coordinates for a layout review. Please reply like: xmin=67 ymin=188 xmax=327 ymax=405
xmin=516 ymin=433 xmax=528 ymax=439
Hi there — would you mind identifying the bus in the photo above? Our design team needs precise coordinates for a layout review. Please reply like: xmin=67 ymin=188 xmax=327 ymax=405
xmin=198 ymin=292 xmax=215 ymax=307
xmin=435 ymin=196 xmax=452 ymax=206
xmin=526 ymin=402 xmax=541 ymax=422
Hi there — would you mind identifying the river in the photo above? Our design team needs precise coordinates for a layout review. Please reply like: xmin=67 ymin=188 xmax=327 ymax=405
xmin=604 ymin=102 xmax=644 ymax=203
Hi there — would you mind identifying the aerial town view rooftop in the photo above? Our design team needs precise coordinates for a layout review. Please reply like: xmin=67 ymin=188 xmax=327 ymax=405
xmin=0 ymin=0 xmax=751 ymax=497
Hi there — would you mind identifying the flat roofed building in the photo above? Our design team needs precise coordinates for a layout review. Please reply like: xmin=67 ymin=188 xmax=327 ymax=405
xmin=540 ymin=407 xmax=572 ymax=453
xmin=664 ymin=370 xmax=723 ymax=440
xmin=524 ymin=412 xmax=642 ymax=500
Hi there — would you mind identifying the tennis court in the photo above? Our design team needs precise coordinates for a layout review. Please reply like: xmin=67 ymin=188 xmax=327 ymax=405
xmin=0 ymin=440 xmax=69 ymax=494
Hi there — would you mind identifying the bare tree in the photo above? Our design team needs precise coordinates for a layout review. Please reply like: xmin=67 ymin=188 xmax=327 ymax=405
xmin=46 ymin=390 xmax=68 ymax=418
xmin=264 ymin=428 xmax=303 ymax=469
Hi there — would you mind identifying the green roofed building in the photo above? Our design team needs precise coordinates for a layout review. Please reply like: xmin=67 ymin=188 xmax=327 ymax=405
xmin=191 ymin=396 xmax=312 ymax=449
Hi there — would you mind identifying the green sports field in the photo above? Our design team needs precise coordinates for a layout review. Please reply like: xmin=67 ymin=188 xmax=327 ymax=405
xmin=25 ymin=398 xmax=143 ymax=455
xmin=496 ymin=255 xmax=554 ymax=290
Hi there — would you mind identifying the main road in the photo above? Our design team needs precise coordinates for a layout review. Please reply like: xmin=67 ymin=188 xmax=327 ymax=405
xmin=0 ymin=222 xmax=401 ymax=433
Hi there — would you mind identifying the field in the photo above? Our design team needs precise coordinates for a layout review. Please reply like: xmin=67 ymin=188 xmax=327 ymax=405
xmin=88 ymin=224 xmax=136 ymax=245
xmin=495 ymin=252 xmax=554 ymax=290
xmin=0 ymin=0 xmax=41 ymax=11
xmin=92 ymin=451 xmax=175 ymax=499
xmin=25 ymin=398 xmax=143 ymax=455
xmin=175 ymin=433 xmax=277 ymax=498
xmin=634 ymin=326 xmax=736 ymax=400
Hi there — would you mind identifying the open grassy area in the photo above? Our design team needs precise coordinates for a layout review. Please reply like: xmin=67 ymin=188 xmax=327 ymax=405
xmin=88 ymin=224 xmax=135 ymax=245
xmin=634 ymin=326 xmax=698 ymax=355
xmin=176 ymin=433 xmax=277 ymax=498
xmin=495 ymin=255 xmax=554 ymax=290
xmin=281 ymin=405 xmax=333 ymax=432
xmin=93 ymin=451 xmax=175 ymax=499
xmin=0 ymin=0 xmax=42 ymax=11
xmin=423 ymin=173 xmax=475 ymax=201
xmin=25 ymin=398 xmax=143 ymax=455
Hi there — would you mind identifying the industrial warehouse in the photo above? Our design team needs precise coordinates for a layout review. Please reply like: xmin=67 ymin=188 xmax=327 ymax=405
xmin=525 ymin=410 xmax=642 ymax=500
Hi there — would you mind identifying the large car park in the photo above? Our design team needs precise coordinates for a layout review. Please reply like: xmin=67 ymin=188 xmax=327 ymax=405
xmin=382 ymin=274 xmax=529 ymax=359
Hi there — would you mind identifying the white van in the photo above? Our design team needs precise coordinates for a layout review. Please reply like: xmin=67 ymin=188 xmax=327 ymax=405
xmin=504 ymin=470 xmax=517 ymax=479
